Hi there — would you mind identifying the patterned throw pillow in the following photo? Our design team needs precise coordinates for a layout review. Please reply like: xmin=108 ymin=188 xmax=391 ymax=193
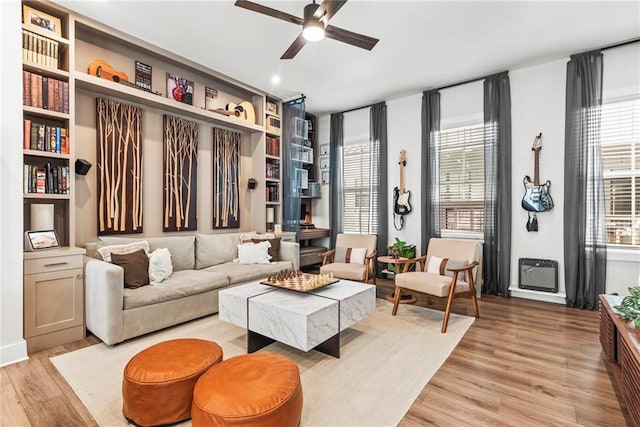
xmin=97 ymin=241 xmax=149 ymax=263
xmin=427 ymin=256 xmax=468 ymax=277
xmin=334 ymin=247 xmax=367 ymax=264
xmin=111 ymin=249 xmax=150 ymax=289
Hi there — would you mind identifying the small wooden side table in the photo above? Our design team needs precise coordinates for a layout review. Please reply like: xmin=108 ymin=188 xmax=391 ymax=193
xmin=377 ymin=256 xmax=417 ymax=304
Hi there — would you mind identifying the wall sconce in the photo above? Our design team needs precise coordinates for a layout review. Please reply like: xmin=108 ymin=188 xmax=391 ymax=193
xmin=247 ymin=178 xmax=257 ymax=190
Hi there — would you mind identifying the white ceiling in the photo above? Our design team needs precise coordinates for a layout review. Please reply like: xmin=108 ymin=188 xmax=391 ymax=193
xmin=55 ymin=1 xmax=640 ymax=115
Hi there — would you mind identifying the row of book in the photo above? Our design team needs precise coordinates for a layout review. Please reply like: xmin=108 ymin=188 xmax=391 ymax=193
xmin=22 ymin=29 xmax=59 ymax=69
xmin=24 ymin=163 xmax=70 ymax=195
xmin=23 ymin=119 xmax=69 ymax=154
xmin=266 ymin=135 xmax=280 ymax=157
xmin=265 ymin=162 xmax=280 ymax=180
xmin=22 ymin=70 xmax=69 ymax=113
xmin=266 ymin=183 xmax=280 ymax=203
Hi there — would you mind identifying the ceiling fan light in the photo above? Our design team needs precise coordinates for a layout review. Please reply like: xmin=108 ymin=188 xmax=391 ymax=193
xmin=303 ymin=19 xmax=325 ymax=42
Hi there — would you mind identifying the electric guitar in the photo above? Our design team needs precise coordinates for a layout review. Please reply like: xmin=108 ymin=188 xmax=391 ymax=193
xmin=393 ymin=149 xmax=412 ymax=215
xmin=521 ymin=133 xmax=554 ymax=212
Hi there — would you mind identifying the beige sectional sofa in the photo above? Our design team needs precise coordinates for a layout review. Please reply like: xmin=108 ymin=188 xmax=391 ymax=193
xmin=84 ymin=232 xmax=299 ymax=345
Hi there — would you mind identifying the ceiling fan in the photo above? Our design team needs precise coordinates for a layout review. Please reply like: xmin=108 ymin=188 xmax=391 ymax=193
xmin=234 ymin=0 xmax=379 ymax=59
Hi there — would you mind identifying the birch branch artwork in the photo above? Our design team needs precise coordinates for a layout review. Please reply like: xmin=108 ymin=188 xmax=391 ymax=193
xmin=212 ymin=127 xmax=240 ymax=229
xmin=96 ymin=98 xmax=143 ymax=235
xmin=163 ymin=115 xmax=198 ymax=231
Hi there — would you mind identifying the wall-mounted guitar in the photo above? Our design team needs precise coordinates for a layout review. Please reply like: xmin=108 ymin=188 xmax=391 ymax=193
xmin=522 ymin=133 xmax=553 ymax=231
xmin=393 ymin=149 xmax=412 ymax=230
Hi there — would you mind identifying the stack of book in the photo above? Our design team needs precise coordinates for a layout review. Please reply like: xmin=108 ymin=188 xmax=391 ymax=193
xmin=22 ymin=29 xmax=59 ymax=69
xmin=22 ymin=70 xmax=69 ymax=113
xmin=266 ymin=135 xmax=280 ymax=156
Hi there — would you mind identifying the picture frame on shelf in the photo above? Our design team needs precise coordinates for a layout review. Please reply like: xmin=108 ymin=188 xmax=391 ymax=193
xmin=166 ymin=73 xmax=194 ymax=105
xmin=319 ymin=144 xmax=329 ymax=155
xmin=319 ymin=156 xmax=329 ymax=169
xmin=23 ymin=5 xmax=62 ymax=37
xmin=205 ymin=87 xmax=218 ymax=111
xmin=135 ymin=61 xmax=152 ymax=92
xmin=321 ymin=170 xmax=330 ymax=184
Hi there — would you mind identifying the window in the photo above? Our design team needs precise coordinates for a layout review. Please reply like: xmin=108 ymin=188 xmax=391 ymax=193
xmin=602 ymin=98 xmax=640 ymax=246
xmin=438 ymin=123 xmax=484 ymax=233
xmin=342 ymin=136 xmax=380 ymax=234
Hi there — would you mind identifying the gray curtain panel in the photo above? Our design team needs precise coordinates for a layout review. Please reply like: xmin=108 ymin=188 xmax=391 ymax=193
xmin=282 ymin=98 xmax=305 ymax=239
xmin=421 ymin=90 xmax=441 ymax=255
xmin=370 ymin=102 xmax=388 ymax=274
xmin=483 ymin=72 xmax=512 ymax=297
xmin=329 ymin=113 xmax=344 ymax=246
xmin=564 ymin=52 xmax=607 ymax=309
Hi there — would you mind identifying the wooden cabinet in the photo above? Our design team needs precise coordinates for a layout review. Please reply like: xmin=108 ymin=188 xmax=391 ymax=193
xmin=599 ymin=294 xmax=640 ymax=426
xmin=24 ymin=247 xmax=85 ymax=353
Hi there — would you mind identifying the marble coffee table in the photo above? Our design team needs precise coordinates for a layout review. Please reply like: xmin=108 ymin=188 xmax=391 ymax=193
xmin=218 ymin=280 xmax=376 ymax=358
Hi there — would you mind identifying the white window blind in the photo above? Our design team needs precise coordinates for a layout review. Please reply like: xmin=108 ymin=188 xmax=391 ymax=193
xmin=342 ymin=137 xmax=379 ymax=234
xmin=438 ymin=123 xmax=485 ymax=232
xmin=602 ymin=98 xmax=640 ymax=246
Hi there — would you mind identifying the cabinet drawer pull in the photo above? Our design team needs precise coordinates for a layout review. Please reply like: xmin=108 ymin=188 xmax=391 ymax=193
xmin=44 ymin=262 xmax=68 ymax=267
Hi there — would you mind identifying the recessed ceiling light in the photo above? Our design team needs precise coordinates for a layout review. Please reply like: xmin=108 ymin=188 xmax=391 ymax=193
xmin=271 ymin=75 xmax=281 ymax=85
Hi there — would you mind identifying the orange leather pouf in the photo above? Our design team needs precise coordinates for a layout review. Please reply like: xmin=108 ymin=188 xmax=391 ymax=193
xmin=122 ymin=338 xmax=223 ymax=426
xmin=192 ymin=353 xmax=303 ymax=427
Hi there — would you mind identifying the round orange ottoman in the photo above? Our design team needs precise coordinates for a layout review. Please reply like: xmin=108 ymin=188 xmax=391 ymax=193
xmin=122 ymin=338 xmax=223 ymax=426
xmin=192 ymin=353 xmax=303 ymax=427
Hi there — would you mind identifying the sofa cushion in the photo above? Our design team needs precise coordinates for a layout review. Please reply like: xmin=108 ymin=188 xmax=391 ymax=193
xmin=395 ymin=271 xmax=470 ymax=298
xmin=98 ymin=241 xmax=150 ymax=263
xmin=123 ymin=270 xmax=229 ymax=310
xmin=203 ymin=260 xmax=293 ymax=285
xmin=195 ymin=233 xmax=243 ymax=269
xmin=98 ymin=236 xmax=195 ymax=272
xmin=111 ymin=249 xmax=150 ymax=289
xmin=251 ymin=237 xmax=281 ymax=261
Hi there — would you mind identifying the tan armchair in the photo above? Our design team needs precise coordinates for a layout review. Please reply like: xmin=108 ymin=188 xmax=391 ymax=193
xmin=392 ymin=238 xmax=482 ymax=333
xmin=319 ymin=234 xmax=377 ymax=285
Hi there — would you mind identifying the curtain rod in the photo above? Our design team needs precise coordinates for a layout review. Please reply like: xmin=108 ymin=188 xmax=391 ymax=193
xmin=338 ymin=103 xmax=373 ymax=115
xmin=600 ymin=36 xmax=640 ymax=52
xmin=435 ymin=71 xmax=507 ymax=92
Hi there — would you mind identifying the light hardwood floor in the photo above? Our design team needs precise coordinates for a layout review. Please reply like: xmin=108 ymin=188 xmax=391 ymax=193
xmin=1 ymin=279 xmax=629 ymax=426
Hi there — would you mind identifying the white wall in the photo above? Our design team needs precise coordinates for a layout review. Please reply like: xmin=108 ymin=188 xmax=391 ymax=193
xmin=316 ymin=47 xmax=640 ymax=303
xmin=0 ymin=0 xmax=29 ymax=366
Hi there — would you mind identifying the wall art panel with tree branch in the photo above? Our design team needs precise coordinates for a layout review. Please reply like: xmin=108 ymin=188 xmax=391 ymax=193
xmin=163 ymin=115 xmax=198 ymax=231
xmin=212 ymin=127 xmax=240 ymax=229
xmin=96 ymin=98 xmax=143 ymax=235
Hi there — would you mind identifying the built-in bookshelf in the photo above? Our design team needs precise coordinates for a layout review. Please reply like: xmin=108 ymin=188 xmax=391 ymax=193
xmin=21 ymin=1 xmax=73 ymax=246
xmin=264 ymin=98 xmax=282 ymax=231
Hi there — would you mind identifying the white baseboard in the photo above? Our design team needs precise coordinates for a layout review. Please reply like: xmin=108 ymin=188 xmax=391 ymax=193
xmin=509 ymin=287 xmax=566 ymax=304
xmin=0 ymin=339 xmax=28 ymax=368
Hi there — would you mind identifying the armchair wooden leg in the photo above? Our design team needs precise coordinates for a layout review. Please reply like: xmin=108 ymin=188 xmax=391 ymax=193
xmin=468 ymin=274 xmax=480 ymax=318
xmin=392 ymin=286 xmax=403 ymax=315
xmin=442 ymin=273 xmax=459 ymax=333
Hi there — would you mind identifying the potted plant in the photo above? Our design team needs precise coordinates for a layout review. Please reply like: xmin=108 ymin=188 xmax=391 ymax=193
xmin=386 ymin=238 xmax=416 ymax=274
xmin=614 ymin=287 xmax=640 ymax=327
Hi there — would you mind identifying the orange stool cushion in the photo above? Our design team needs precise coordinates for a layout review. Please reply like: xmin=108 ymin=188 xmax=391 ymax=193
xmin=122 ymin=338 xmax=223 ymax=426
xmin=192 ymin=353 xmax=303 ymax=427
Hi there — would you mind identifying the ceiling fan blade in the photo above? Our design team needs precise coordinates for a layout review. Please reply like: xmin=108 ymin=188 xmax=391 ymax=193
xmin=316 ymin=0 xmax=348 ymax=22
xmin=281 ymin=33 xmax=308 ymax=60
xmin=325 ymin=25 xmax=379 ymax=50
xmin=234 ymin=0 xmax=304 ymax=26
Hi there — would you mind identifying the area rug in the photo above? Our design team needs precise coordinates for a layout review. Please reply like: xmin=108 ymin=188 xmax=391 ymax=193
xmin=51 ymin=299 xmax=474 ymax=426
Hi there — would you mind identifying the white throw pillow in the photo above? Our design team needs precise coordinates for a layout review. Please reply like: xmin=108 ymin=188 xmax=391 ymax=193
xmin=148 ymin=248 xmax=173 ymax=284
xmin=237 ymin=241 xmax=272 ymax=264
xmin=334 ymin=247 xmax=367 ymax=264
xmin=98 ymin=241 xmax=149 ymax=263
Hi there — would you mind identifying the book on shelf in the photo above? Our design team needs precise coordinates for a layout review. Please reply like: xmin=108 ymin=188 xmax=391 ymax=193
xmin=22 ymin=71 xmax=69 ymax=113
xmin=23 ymin=119 xmax=68 ymax=154
xmin=22 ymin=29 xmax=59 ymax=69
xmin=24 ymin=163 xmax=70 ymax=195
